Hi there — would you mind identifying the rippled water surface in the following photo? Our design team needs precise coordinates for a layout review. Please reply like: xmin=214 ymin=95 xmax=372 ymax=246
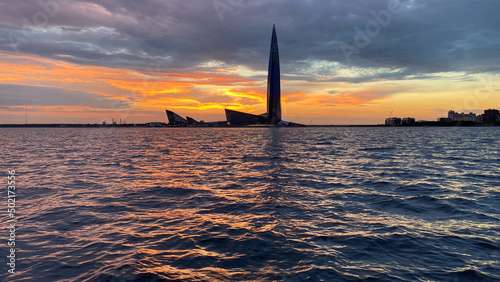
xmin=1 ymin=127 xmax=499 ymax=281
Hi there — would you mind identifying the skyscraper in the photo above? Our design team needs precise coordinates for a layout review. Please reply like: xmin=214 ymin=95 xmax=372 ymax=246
xmin=266 ymin=24 xmax=281 ymax=125
xmin=224 ymin=24 xmax=302 ymax=126
xmin=170 ymin=24 xmax=301 ymax=126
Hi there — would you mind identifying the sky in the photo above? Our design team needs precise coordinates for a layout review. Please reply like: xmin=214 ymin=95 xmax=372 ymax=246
xmin=0 ymin=0 xmax=499 ymax=125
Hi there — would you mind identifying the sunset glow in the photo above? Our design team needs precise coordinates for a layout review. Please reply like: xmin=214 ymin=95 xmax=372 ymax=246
xmin=1 ymin=0 xmax=499 ymax=124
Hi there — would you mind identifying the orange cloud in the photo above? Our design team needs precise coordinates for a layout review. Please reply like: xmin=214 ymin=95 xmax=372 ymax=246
xmin=3 ymin=51 xmax=495 ymax=125
xmin=284 ymin=88 xmax=392 ymax=108
xmin=0 ymin=51 xmax=264 ymax=116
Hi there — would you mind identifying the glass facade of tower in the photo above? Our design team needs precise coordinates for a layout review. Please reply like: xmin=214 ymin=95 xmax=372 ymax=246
xmin=225 ymin=109 xmax=266 ymax=126
xmin=266 ymin=24 xmax=281 ymax=125
xmin=223 ymin=24 xmax=294 ymax=126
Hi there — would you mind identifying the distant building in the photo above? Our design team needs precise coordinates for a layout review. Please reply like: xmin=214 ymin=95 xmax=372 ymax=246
xmin=476 ymin=114 xmax=484 ymax=124
xmin=186 ymin=116 xmax=199 ymax=125
xmin=484 ymin=109 xmax=500 ymax=124
xmin=149 ymin=122 xmax=163 ymax=127
xmin=163 ymin=25 xmax=301 ymax=127
xmin=225 ymin=109 xmax=267 ymax=126
xmin=165 ymin=109 xmax=228 ymax=126
xmin=440 ymin=110 xmax=487 ymax=124
xmin=448 ymin=110 xmax=478 ymax=122
xmin=402 ymin=117 xmax=416 ymax=125
xmin=385 ymin=117 xmax=402 ymax=126
xmin=438 ymin=117 xmax=452 ymax=123
xmin=166 ymin=110 xmax=188 ymax=126
xmin=224 ymin=24 xmax=300 ymax=126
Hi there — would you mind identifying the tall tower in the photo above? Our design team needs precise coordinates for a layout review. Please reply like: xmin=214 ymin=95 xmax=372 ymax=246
xmin=266 ymin=24 xmax=281 ymax=124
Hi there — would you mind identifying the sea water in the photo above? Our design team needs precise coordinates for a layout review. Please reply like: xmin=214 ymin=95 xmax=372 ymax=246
xmin=0 ymin=127 xmax=499 ymax=281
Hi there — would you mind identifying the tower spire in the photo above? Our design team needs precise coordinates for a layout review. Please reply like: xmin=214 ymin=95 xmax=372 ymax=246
xmin=266 ymin=23 xmax=281 ymax=124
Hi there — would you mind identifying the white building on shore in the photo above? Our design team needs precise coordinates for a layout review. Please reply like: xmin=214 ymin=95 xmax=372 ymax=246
xmin=448 ymin=111 xmax=483 ymax=123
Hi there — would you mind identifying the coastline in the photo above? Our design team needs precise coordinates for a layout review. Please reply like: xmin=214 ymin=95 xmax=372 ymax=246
xmin=0 ymin=123 xmax=498 ymax=128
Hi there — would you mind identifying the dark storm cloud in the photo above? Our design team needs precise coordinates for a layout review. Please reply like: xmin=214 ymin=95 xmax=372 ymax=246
xmin=1 ymin=0 xmax=499 ymax=78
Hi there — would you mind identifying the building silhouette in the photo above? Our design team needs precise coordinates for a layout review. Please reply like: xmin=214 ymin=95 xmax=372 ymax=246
xmin=225 ymin=109 xmax=266 ymax=126
xmin=225 ymin=24 xmax=285 ymax=126
xmin=165 ymin=109 xmax=227 ymax=127
xmin=484 ymin=109 xmax=500 ymax=124
xmin=385 ymin=117 xmax=402 ymax=126
xmin=266 ymin=24 xmax=281 ymax=125
xmin=402 ymin=117 xmax=416 ymax=125
xmin=447 ymin=110 xmax=483 ymax=123
xmin=165 ymin=110 xmax=188 ymax=126
xmin=168 ymin=24 xmax=301 ymax=127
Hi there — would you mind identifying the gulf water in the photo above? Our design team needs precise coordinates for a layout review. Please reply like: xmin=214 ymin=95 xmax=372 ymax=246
xmin=1 ymin=127 xmax=499 ymax=281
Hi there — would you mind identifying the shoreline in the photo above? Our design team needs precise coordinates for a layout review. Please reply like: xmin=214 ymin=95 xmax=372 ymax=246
xmin=0 ymin=123 xmax=498 ymax=128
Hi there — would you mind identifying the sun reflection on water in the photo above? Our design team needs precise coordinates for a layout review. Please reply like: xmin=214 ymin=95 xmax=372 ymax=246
xmin=0 ymin=127 xmax=498 ymax=281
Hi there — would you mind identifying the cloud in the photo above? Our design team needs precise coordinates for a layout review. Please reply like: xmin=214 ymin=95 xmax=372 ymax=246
xmin=0 ymin=0 xmax=498 ymax=75
xmin=0 ymin=84 xmax=130 ymax=109
xmin=1 ymin=0 xmax=499 ymax=124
